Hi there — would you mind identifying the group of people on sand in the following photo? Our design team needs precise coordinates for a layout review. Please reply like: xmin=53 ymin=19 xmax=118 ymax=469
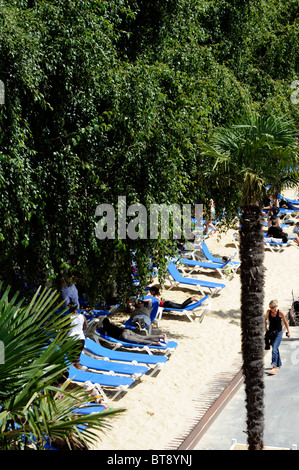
xmin=66 ymin=285 xmax=291 ymax=380
xmin=62 ymin=190 xmax=294 ymax=386
xmin=263 ymin=194 xmax=299 ymax=245
xmin=66 ymin=285 xmax=201 ymax=370
xmin=67 ymin=299 xmax=168 ymax=371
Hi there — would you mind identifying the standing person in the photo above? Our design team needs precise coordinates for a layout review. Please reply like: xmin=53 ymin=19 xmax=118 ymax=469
xmin=61 ymin=275 xmax=80 ymax=309
xmin=68 ymin=302 xmax=87 ymax=369
xmin=265 ymin=299 xmax=290 ymax=375
xmin=203 ymin=198 xmax=216 ymax=234
xmin=263 ymin=195 xmax=281 ymax=229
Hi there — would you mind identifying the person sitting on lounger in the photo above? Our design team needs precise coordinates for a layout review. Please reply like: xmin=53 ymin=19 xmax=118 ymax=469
xmin=126 ymin=298 xmax=153 ymax=328
xmin=149 ymin=286 xmax=199 ymax=309
xmin=266 ymin=221 xmax=288 ymax=243
xmin=203 ymin=198 xmax=216 ymax=234
xmin=288 ymin=222 xmax=299 ymax=246
xmin=102 ymin=317 xmax=168 ymax=346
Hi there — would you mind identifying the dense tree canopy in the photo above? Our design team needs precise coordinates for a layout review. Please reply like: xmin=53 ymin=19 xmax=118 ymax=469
xmin=0 ymin=0 xmax=298 ymax=305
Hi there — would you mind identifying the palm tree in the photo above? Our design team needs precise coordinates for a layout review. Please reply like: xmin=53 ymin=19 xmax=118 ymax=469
xmin=0 ymin=283 xmax=122 ymax=450
xmin=198 ymin=114 xmax=299 ymax=450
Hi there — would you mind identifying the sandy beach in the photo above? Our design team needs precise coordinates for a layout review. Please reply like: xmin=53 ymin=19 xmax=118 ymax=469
xmin=90 ymin=189 xmax=299 ymax=451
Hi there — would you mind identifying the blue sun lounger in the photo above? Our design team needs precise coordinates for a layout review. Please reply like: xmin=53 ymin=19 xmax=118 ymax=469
xmin=200 ymin=241 xmax=240 ymax=266
xmin=277 ymin=194 xmax=299 ymax=209
xmin=166 ymin=261 xmax=226 ymax=296
xmin=77 ymin=309 xmax=111 ymax=321
xmin=95 ymin=330 xmax=178 ymax=356
xmin=79 ymin=352 xmax=149 ymax=378
xmin=84 ymin=338 xmax=168 ymax=376
xmin=162 ymin=294 xmax=211 ymax=322
xmin=264 ymin=207 xmax=295 ymax=217
xmin=73 ymin=404 xmax=106 ymax=414
xmin=263 ymin=221 xmax=289 ymax=229
xmin=67 ymin=364 xmax=135 ymax=399
xmin=180 ymin=240 xmax=239 ymax=266
xmin=177 ymin=256 xmax=240 ymax=279
xmin=264 ymin=236 xmax=289 ymax=252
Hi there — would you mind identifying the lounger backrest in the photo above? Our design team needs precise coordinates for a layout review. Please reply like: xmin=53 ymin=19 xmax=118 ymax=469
xmin=84 ymin=337 xmax=168 ymax=364
xmin=201 ymin=241 xmax=221 ymax=263
xmin=167 ymin=262 xmax=185 ymax=281
xmin=164 ymin=295 xmax=210 ymax=311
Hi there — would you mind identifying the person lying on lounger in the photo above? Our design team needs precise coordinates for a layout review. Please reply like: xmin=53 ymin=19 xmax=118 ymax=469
xmin=101 ymin=317 xmax=168 ymax=346
xmin=149 ymin=286 xmax=199 ymax=309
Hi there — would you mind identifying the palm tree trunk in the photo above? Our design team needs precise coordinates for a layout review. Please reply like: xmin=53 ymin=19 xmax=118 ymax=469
xmin=240 ymin=205 xmax=265 ymax=450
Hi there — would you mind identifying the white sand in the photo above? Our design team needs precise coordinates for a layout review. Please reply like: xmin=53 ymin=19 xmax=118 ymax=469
xmin=91 ymin=189 xmax=299 ymax=451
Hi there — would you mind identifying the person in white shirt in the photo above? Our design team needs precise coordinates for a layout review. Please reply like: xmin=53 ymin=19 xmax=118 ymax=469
xmin=68 ymin=302 xmax=87 ymax=369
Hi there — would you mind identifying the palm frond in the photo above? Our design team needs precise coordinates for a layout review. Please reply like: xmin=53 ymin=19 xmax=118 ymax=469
xmin=0 ymin=282 xmax=123 ymax=450
xmin=198 ymin=114 xmax=299 ymax=208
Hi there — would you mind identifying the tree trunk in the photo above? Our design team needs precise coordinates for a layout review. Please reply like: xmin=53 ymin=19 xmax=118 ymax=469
xmin=240 ymin=205 xmax=265 ymax=450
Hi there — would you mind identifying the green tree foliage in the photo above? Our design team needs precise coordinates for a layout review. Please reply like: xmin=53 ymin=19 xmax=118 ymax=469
xmin=0 ymin=0 xmax=298 ymax=303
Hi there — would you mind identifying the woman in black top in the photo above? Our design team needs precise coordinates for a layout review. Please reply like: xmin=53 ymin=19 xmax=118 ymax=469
xmin=265 ymin=299 xmax=290 ymax=375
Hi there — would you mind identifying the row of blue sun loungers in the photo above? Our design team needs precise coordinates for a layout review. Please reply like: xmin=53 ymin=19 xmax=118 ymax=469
xmin=73 ymin=213 xmax=297 ymax=405
xmin=67 ymin=239 xmax=242 ymax=407
xmin=68 ymin=297 xmax=177 ymax=401
xmin=67 ymin=333 xmax=172 ymax=401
